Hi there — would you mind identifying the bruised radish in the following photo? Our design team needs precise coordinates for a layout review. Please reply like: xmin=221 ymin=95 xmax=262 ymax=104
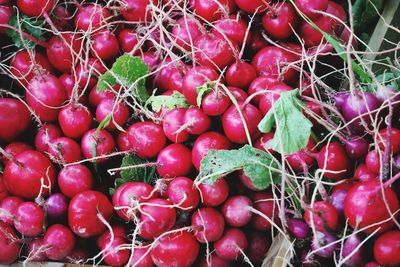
xmin=166 ymin=177 xmax=199 ymax=210
xmin=0 ymin=98 xmax=31 ymax=142
xmin=14 ymin=202 xmax=45 ymax=237
xmin=192 ymin=207 xmax=225 ymax=243
xmin=304 ymin=201 xmax=339 ymax=232
xmin=44 ymin=224 xmax=75 ymax=260
xmin=214 ymin=228 xmax=248 ymax=260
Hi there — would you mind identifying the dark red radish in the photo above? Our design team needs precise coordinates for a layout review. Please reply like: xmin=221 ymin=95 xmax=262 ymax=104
xmin=249 ymin=31 xmax=269 ymax=53
xmin=118 ymin=28 xmax=139 ymax=54
xmin=193 ymin=0 xmax=235 ymax=22
xmin=46 ymin=193 xmax=68 ymax=221
xmin=311 ymin=231 xmax=337 ymax=258
xmin=0 ymin=196 xmax=23 ymax=225
xmin=120 ymin=0 xmax=156 ymax=22
xmin=183 ymin=107 xmax=211 ymax=135
xmin=286 ymin=138 xmax=317 ymax=172
xmin=287 ymin=218 xmax=311 ymax=239
xmin=0 ymin=223 xmax=20 ymax=264
xmin=248 ymin=76 xmax=279 ymax=104
xmin=74 ymin=4 xmax=110 ymax=31
xmin=377 ymin=128 xmax=400 ymax=155
xmin=76 ymin=58 xmax=107 ymax=90
xmin=0 ymin=5 xmax=12 ymax=33
xmin=226 ymin=61 xmax=257 ymax=89
xmin=44 ymin=224 xmax=75 ymax=260
xmin=294 ymin=0 xmax=328 ymax=20
xmin=46 ymin=33 xmax=82 ymax=72
xmin=192 ymin=207 xmax=225 ymax=243
xmin=344 ymin=180 xmax=399 ymax=233
xmin=212 ymin=15 xmax=249 ymax=45
xmin=194 ymin=34 xmax=236 ymax=70
xmin=234 ymin=0 xmax=269 ymax=13
xmin=68 ymin=190 xmax=113 ymax=238
xmin=247 ymin=232 xmax=271 ymax=264
xmin=163 ymin=108 xmax=189 ymax=143
xmin=222 ymin=102 xmax=262 ymax=144
xmin=16 ymin=0 xmax=55 ymax=17
xmin=139 ymin=198 xmax=176 ymax=239
xmin=168 ymin=66 xmax=188 ymax=92
xmin=14 ymin=202 xmax=45 ymax=237
xmin=345 ymin=138 xmax=369 ymax=160
xmin=1 ymin=142 xmax=32 ymax=164
xmin=222 ymin=195 xmax=253 ymax=227
xmin=192 ymin=131 xmax=232 ymax=170
xmin=156 ymin=144 xmax=193 ymax=177
xmin=58 ymin=164 xmax=94 ymax=198
xmin=52 ymin=5 xmax=72 ymax=30
xmin=198 ymin=178 xmax=229 ymax=207
xmin=251 ymin=192 xmax=278 ymax=231
xmin=99 ymin=236 xmax=129 ymax=267
xmin=364 ymin=262 xmax=379 ymax=267
xmin=198 ymin=253 xmax=230 ymax=267
xmin=258 ymin=83 xmax=293 ymax=115
xmin=262 ymin=2 xmax=297 ymax=40
xmin=35 ymin=124 xmax=62 ymax=153
xmin=128 ymin=121 xmax=166 ymax=159
xmin=341 ymin=234 xmax=364 ymax=267
xmin=182 ymin=66 xmax=219 ymax=105
xmin=127 ymin=245 xmax=153 ymax=267
xmin=3 ymin=150 xmax=56 ymax=199
xmin=330 ymin=189 xmax=347 ymax=215
xmin=25 ymin=238 xmax=47 ymax=261
xmin=47 ymin=137 xmax=82 ymax=164
xmin=96 ymin=98 xmax=129 ymax=130
xmin=81 ymin=129 xmax=115 ymax=164
xmin=214 ymin=228 xmax=248 ymax=260
xmin=317 ymin=142 xmax=351 ymax=181
xmin=354 ymin=164 xmax=377 ymax=182
xmin=59 ymin=104 xmax=92 ymax=139
xmin=167 ymin=177 xmax=199 ymax=210
xmin=365 ymin=150 xmax=381 ymax=174
xmin=254 ymin=132 xmax=275 ymax=154
xmin=90 ymin=31 xmax=120 ymax=61
xmin=151 ymin=230 xmax=199 ymax=267
xmin=172 ymin=16 xmax=204 ymax=51
xmin=0 ymin=176 xmax=9 ymax=202
xmin=373 ymin=230 xmax=400 ymax=266
xmin=0 ymin=98 xmax=31 ymax=142
xmin=88 ymin=85 xmax=115 ymax=107
xmin=304 ymin=201 xmax=339 ymax=232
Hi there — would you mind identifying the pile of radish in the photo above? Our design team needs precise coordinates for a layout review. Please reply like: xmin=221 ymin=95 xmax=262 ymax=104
xmin=0 ymin=0 xmax=399 ymax=266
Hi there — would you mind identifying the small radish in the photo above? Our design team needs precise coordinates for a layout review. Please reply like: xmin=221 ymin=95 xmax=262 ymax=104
xmin=76 ymin=58 xmax=107 ymax=90
xmin=120 ymin=0 xmax=157 ymax=22
xmin=74 ymin=4 xmax=110 ymax=31
xmin=98 ymin=236 xmax=129 ymax=267
xmin=294 ymin=0 xmax=328 ymax=20
xmin=90 ymin=31 xmax=120 ymax=61
xmin=248 ymin=76 xmax=279 ymax=104
xmin=43 ymin=224 xmax=75 ymax=260
xmin=47 ymin=137 xmax=82 ymax=164
xmin=212 ymin=15 xmax=249 ymax=45
xmin=81 ymin=129 xmax=115 ymax=164
xmin=1 ymin=142 xmax=32 ymax=164
xmin=286 ymin=138 xmax=317 ymax=172
xmin=16 ymin=0 xmax=55 ymax=17
xmin=163 ymin=108 xmax=189 ymax=143
xmin=247 ymin=231 xmax=271 ymax=264
xmin=287 ymin=218 xmax=311 ymax=239
xmin=14 ymin=202 xmax=45 ymax=237
xmin=156 ymin=144 xmax=193 ymax=177
xmin=193 ymin=0 xmax=236 ymax=22
xmin=354 ymin=164 xmax=377 ymax=182
xmin=341 ymin=234 xmax=364 ymax=267
xmin=0 ymin=5 xmax=12 ymax=33
xmin=365 ymin=150 xmax=381 ymax=174
xmin=251 ymin=192 xmax=278 ymax=231
xmin=311 ymin=231 xmax=337 ymax=258
xmin=182 ymin=66 xmax=219 ymax=105
xmin=234 ymin=0 xmax=269 ymax=13
xmin=118 ymin=28 xmax=139 ymax=54
xmin=304 ymin=201 xmax=339 ymax=232
xmin=167 ymin=177 xmax=200 ymax=210
xmin=198 ymin=178 xmax=229 ymax=207
xmin=345 ymin=137 xmax=369 ymax=160
xmin=96 ymin=98 xmax=130 ymax=130
xmin=88 ymin=85 xmax=115 ymax=107
xmin=46 ymin=193 xmax=69 ymax=221
xmin=58 ymin=104 xmax=92 ymax=139
xmin=317 ymin=142 xmax=351 ymax=181
xmin=34 ymin=124 xmax=62 ymax=153
xmin=214 ymin=228 xmax=248 ymax=260
xmin=226 ymin=61 xmax=257 ymax=89
xmin=192 ymin=207 xmax=225 ymax=243
xmin=377 ymin=128 xmax=400 ymax=155
xmin=262 ymin=2 xmax=298 ymax=40
xmin=222 ymin=195 xmax=253 ymax=227
xmin=201 ymin=89 xmax=230 ymax=116
xmin=46 ymin=33 xmax=82 ymax=72
xmin=172 ymin=16 xmax=204 ymax=51
xmin=373 ymin=230 xmax=400 ymax=266
xmin=116 ymin=132 xmax=131 ymax=152
xmin=58 ymin=164 xmax=94 ymax=198
xmin=127 ymin=245 xmax=153 ymax=267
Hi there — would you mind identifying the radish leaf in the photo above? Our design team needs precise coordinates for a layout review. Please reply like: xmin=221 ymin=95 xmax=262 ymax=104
xmin=119 ymin=154 xmax=156 ymax=184
xmin=6 ymin=14 xmax=45 ymax=49
xmin=146 ymin=91 xmax=189 ymax=112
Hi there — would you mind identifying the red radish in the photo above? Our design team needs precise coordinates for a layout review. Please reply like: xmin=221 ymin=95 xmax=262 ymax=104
xmin=167 ymin=177 xmax=200 ymax=210
xmin=139 ymin=198 xmax=176 ymax=239
xmin=304 ymin=201 xmax=339 ymax=232
xmin=168 ymin=66 xmax=188 ymax=92
xmin=128 ymin=121 xmax=167 ymax=159
xmin=222 ymin=102 xmax=262 ymax=144
xmin=26 ymin=73 xmax=68 ymax=122
xmin=364 ymin=262 xmax=379 ymax=267
xmin=228 ymin=86 xmax=248 ymax=101
xmin=345 ymin=137 xmax=369 ymax=160
xmin=115 ymin=132 xmax=130 ymax=152
xmin=377 ymin=128 xmax=400 ymax=154
xmin=192 ymin=131 xmax=232 ymax=170
xmin=330 ymin=189 xmax=347 ymax=215
xmin=74 ymin=4 xmax=110 ymax=31
xmin=344 ymin=180 xmax=399 ymax=234
xmin=58 ymin=164 xmax=94 ymax=198
xmin=76 ymin=58 xmax=107 ymax=90
xmin=251 ymin=192 xmax=278 ymax=231
xmin=0 ymin=223 xmax=20 ymax=264
xmin=25 ymin=238 xmax=46 ymax=261
xmin=262 ymin=2 xmax=298 ymax=40
xmin=373 ymin=230 xmax=400 ymax=266
xmin=249 ymin=31 xmax=269 ymax=53
xmin=248 ymin=76 xmax=279 ymax=104
xmin=163 ymin=108 xmax=189 ymax=143
xmin=214 ymin=228 xmax=248 ymax=260
xmin=234 ymin=0 xmax=269 ymax=13
xmin=226 ymin=61 xmax=257 ymax=89
xmin=198 ymin=253 xmax=230 ymax=267
xmin=120 ymin=0 xmax=156 ymax=22
xmin=183 ymin=107 xmax=211 ymax=135
xmin=46 ymin=33 xmax=82 ymax=72
xmin=212 ymin=15 xmax=249 ymax=45
xmin=182 ymin=66 xmax=219 ymax=105
xmin=192 ymin=207 xmax=225 ymax=243
xmin=0 ymin=98 xmax=31 ymax=142
xmin=294 ymin=0 xmax=328 ymax=20
xmin=58 ymin=104 xmax=92 ymax=139
xmin=14 ymin=202 xmax=45 ymax=237
xmin=10 ymin=50 xmax=53 ymax=87
xmin=0 ymin=176 xmax=9 ymax=202
xmin=286 ymin=138 xmax=317 ymax=172
xmin=311 ymin=231 xmax=337 ymax=258
xmin=68 ymin=190 xmax=113 ymax=238
xmin=1 ymin=142 xmax=32 ymax=164
xmin=127 ymin=246 xmax=153 ymax=267
xmin=90 ymin=31 xmax=120 ymax=61
xmin=16 ymin=0 xmax=55 ymax=17
xmin=151 ymin=230 xmax=199 ymax=267
xmin=154 ymin=58 xmax=178 ymax=92
xmin=198 ymin=178 xmax=229 ymax=207
xmin=47 ymin=137 xmax=82 ymax=164
xmin=96 ymin=224 xmax=127 ymax=247
xmin=88 ymin=85 xmax=115 ymax=107
xmin=354 ymin=164 xmax=377 ymax=182
xmin=222 ymin=195 xmax=253 ymax=227
xmin=46 ymin=193 xmax=68 ymax=221
xmin=81 ymin=129 xmax=115 ymax=164
xmin=247 ymin=232 xmax=271 ymax=264
xmin=156 ymin=144 xmax=193 ymax=177
xmin=34 ymin=124 xmax=62 ymax=152
xmin=3 ymin=150 xmax=56 ymax=199
xmin=43 ymin=224 xmax=75 ymax=260
xmin=317 ymin=142 xmax=351 ymax=181
xmin=65 ymin=248 xmax=88 ymax=263
xmin=0 ymin=5 xmax=12 ymax=33
xmin=96 ymin=98 xmax=130 ymax=130
xmin=258 ymin=83 xmax=293 ymax=115
xmin=172 ymin=16 xmax=204 ymax=51
xmin=99 ymin=236 xmax=129 ymax=267
xmin=52 ymin=5 xmax=72 ymax=30
xmin=287 ymin=218 xmax=311 ymax=239
xmin=238 ymin=170 xmax=264 ymax=191
xmin=118 ymin=28 xmax=139 ymax=54
xmin=341 ymin=234 xmax=364 ymax=267
xmin=0 ymin=197 xmax=23 ymax=225
xmin=201 ymin=89 xmax=230 ymax=116
xmin=193 ymin=0 xmax=235 ymax=22
xmin=140 ymin=51 xmax=160 ymax=71
xmin=194 ymin=34 xmax=236 ymax=70
xmin=365 ymin=150 xmax=381 ymax=174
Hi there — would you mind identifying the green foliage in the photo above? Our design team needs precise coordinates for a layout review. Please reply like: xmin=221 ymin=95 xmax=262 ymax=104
xmin=6 ymin=14 xmax=45 ymax=49
xmin=146 ymin=91 xmax=189 ymax=112
xmin=353 ymin=0 xmax=384 ymax=34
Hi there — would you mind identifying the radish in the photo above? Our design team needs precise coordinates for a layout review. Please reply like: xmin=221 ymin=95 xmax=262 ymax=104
xmin=0 ymin=176 xmax=9 ymax=202
xmin=341 ymin=234 xmax=364 ymax=267
xmin=166 ymin=176 xmax=200 ymax=210
xmin=172 ymin=16 xmax=204 ymax=51
xmin=228 ymin=86 xmax=248 ymax=101
xmin=25 ymin=238 xmax=46 ymax=261
xmin=183 ymin=107 xmax=211 ymax=135
xmin=287 ymin=218 xmax=311 ymax=239
xmin=0 ymin=196 xmax=23 ymax=225
xmin=345 ymin=137 xmax=369 ymax=160
xmin=16 ymin=0 xmax=55 ymax=17
xmin=1 ymin=142 xmax=32 ymax=164
xmin=156 ymin=144 xmax=193 ymax=177
xmin=251 ymin=192 xmax=278 ymax=231
xmin=68 ymin=190 xmax=114 ymax=238
xmin=151 ymin=230 xmax=200 ymax=267
xmin=139 ymin=198 xmax=176 ymax=239
xmin=96 ymin=224 xmax=127 ymax=247
xmin=51 ymin=5 xmax=72 ymax=30
xmin=198 ymin=253 xmax=230 ymax=267
xmin=44 ymin=224 xmax=75 ymax=260
xmin=163 ymin=108 xmax=189 ymax=143
xmin=222 ymin=195 xmax=253 ymax=227
xmin=118 ymin=28 xmax=139 ymax=54
xmin=330 ymin=189 xmax=347 ymax=215
xmin=120 ymin=0 xmax=156 ymax=22
xmin=354 ymin=164 xmax=377 ymax=182
xmin=74 ymin=4 xmax=110 ymax=31
xmin=258 ymin=83 xmax=293 ymax=115
xmin=198 ymin=178 xmax=229 ymax=207
xmin=3 ymin=150 xmax=56 ymax=199
xmin=0 ymin=222 xmax=20 ymax=264
xmin=0 ymin=98 xmax=31 ymax=142
xmin=311 ymin=231 xmax=337 ymax=258
xmin=286 ymin=138 xmax=317 ymax=172
xmin=34 ymin=124 xmax=62 ymax=153
xmin=116 ymin=132 xmax=131 ymax=152
xmin=254 ymin=132 xmax=275 ymax=154
xmin=46 ymin=33 xmax=82 ymax=72
xmin=226 ymin=61 xmax=257 ymax=89
xmin=65 ymin=248 xmax=88 ymax=263
xmin=81 ymin=129 xmax=115 ymax=164
xmin=317 ymin=142 xmax=351 ymax=181
xmin=88 ymin=85 xmax=115 ymax=107
xmin=127 ymin=245 xmax=153 ymax=267
xmin=294 ymin=0 xmax=328 ymax=20
xmin=96 ymin=98 xmax=129 ymax=130
xmin=47 ymin=137 xmax=82 ymax=164
xmin=248 ymin=76 xmax=279 ymax=104
xmin=202 ymin=89 xmax=230 ymax=117
xmin=262 ymin=2 xmax=298 ymax=40
xmin=14 ymin=202 xmax=45 ymax=237
xmin=182 ymin=66 xmax=219 ymax=105
xmin=377 ymin=128 xmax=400 ymax=154
xmin=99 ymin=236 xmax=129 ymax=267
xmin=192 ymin=207 xmax=225 ymax=243
xmin=365 ymin=150 xmax=381 ymax=174
xmin=304 ymin=201 xmax=339 ymax=232
xmin=90 ymin=31 xmax=120 ymax=61
xmin=58 ymin=164 xmax=94 ymax=198
xmin=193 ymin=0 xmax=236 ymax=22
xmin=46 ymin=193 xmax=68 ymax=221
xmin=212 ymin=15 xmax=249 ymax=45
xmin=373 ymin=230 xmax=400 ymax=266
xmin=247 ymin=231 xmax=271 ymax=264
xmin=214 ymin=228 xmax=248 ymax=260
xmin=0 ymin=5 xmax=12 ymax=33
xmin=249 ymin=31 xmax=269 ymax=53
xmin=344 ymin=180 xmax=399 ymax=234
xmin=76 ymin=58 xmax=107 ymax=90
xmin=234 ymin=0 xmax=269 ymax=13
xmin=58 ymin=104 xmax=93 ymax=139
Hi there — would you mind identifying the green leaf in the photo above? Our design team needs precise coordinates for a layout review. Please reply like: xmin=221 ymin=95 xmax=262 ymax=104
xmin=353 ymin=0 xmax=384 ymax=34
xmin=146 ymin=91 xmax=189 ymax=112
xmin=97 ymin=55 xmax=149 ymax=103
xmin=258 ymin=89 xmax=313 ymax=155
xmin=96 ymin=114 xmax=112 ymax=132
xmin=6 ymin=14 xmax=45 ymax=49
xmin=118 ymin=154 xmax=156 ymax=184
xmin=198 ymin=145 xmax=281 ymax=190
xmin=196 ymin=82 xmax=213 ymax=107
